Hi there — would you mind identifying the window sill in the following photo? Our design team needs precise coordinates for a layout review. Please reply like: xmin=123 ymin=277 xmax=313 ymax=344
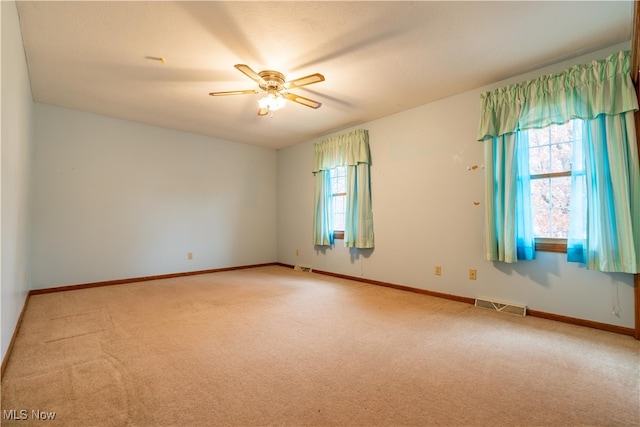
xmin=334 ymin=231 xmax=344 ymax=240
xmin=535 ymin=238 xmax=567 ymax=253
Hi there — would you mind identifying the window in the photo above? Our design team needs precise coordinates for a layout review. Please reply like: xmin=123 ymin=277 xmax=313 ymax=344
xmin=330 ymin=166 xmax=347 ymax=239
xmin=527 ymin=120 xmax=582 ymax=252
xmin=312 ymin=129 xmax=374 ymax=249
xmin=479 ymin=50 xmax=638 ymax=270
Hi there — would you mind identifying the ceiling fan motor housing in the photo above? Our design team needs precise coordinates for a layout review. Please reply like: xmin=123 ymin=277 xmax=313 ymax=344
xmin=258 ymin=70 xmax=285 ymax=91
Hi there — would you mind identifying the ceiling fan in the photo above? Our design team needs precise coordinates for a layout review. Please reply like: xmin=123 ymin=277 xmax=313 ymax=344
xmin=209 ymin=64 xmax=325 ymax=116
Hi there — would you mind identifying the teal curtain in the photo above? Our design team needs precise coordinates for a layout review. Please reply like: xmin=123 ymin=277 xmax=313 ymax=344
xmin=570 ymin=113 xmax=640 ymax=272
xmin=345 ymin=163 xmax=375 ymax=248
xmin=514 ymin=131 xmax=535 ymax=260
xmin=478 ymin=50 xmax=640 ymax=273
xmin=567 ymin=121 xmax=587 ymax=262
xmin=483 ymin=132 xmax=535 ymax=262
xmin=313 ymin=170 xmax=334 ymax=246
xmin=312 ymin=129 xmax=374 ymax=248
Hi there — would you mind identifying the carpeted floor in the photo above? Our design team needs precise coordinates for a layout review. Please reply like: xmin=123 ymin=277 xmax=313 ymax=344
xmin=1 ymin=265 xmax=639 ymax=426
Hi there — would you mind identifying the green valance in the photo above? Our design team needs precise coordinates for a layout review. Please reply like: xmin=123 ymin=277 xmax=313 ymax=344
xmin=312 ymin=129 xmax=370 ymax=172
xmin=477 ymin=50 xmax=638 ymax=141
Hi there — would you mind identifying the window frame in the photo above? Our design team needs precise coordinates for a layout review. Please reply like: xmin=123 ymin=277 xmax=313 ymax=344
xmin=531 ymin=170 xmax=571 ymax=253
xmin=535 ymin=237 xmax=567 ymax=253
xmin=330 ymin=166 xmax=347 ymax=240
xmin=528 ymin=121 xmax=581 ymax=253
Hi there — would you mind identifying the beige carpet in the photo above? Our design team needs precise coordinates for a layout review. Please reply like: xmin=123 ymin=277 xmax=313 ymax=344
xmin=1 ymin=265 xmax=639 ymax=426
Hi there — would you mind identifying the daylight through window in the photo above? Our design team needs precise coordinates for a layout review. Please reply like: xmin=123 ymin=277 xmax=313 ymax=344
xmin=528 ymin=120 xmax=582 ymax=239
xmin=330 ymin=166 xmax=347 ymax=238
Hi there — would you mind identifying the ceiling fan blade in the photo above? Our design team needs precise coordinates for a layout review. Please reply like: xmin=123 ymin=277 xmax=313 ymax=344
xmin=258 ymin=107 xmax=269 ymax=116
xmin=284 ymin=73 xmax=325 ymax=89
xmin=235 ymin=64 xmax=266 ymax=86
xmin=282 ymin=92 xmax=322 ymax=109
xmin=209 ymin=89 xmax=259 ymax=96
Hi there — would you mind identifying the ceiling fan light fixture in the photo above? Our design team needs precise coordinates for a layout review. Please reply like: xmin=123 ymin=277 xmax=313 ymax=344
xmin=257 ymin=91 xmax=287 ymax=112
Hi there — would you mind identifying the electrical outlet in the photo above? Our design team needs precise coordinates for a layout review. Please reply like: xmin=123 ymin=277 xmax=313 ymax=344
xmin=435 ymin=265 xmax=442 ymax=276
xmin=296 ymin=249 xmax=300 ymax=256
xmin=188 ymin=252 xmax=193 ymax=260
xmin=469 ymin=269 xmax=477 ymax=280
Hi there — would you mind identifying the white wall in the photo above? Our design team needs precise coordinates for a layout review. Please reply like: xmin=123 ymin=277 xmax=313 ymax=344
xmin=31 ymin=104 xmax=277 ymax=289
xmin=1 ymin=0 xmax=34 ymax=361
xmin=277 ymin=42 xmax=636 ymax=329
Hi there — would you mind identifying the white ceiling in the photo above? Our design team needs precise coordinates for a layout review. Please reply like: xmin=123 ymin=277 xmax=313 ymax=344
xmin=16 ymin=1 xmax=634 ymax=149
